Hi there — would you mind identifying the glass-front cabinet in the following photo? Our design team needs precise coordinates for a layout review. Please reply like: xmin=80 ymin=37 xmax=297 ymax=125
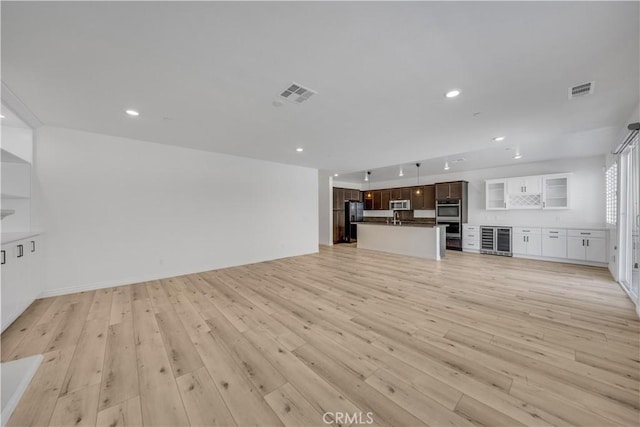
xmin=485 ymin=179 xmax=507 ymax=210
xmin=542 ymin=174 xmax=570 ymax=209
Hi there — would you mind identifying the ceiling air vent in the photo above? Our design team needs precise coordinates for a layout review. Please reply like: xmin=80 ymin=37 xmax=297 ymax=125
xmin=569 ymin=81 xmax=595 ymax=99
xmin=279 ymin=83 xmax=317 ymax=104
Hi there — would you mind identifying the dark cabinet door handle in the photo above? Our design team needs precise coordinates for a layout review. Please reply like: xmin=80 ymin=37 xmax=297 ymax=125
xmin=1 ymin=250 xmax=5 ymax=265
xmin=586 ymin=239 xmax=589 ymax=247
xmin=582 ymin=239 xmax=585 ymax=246
xmin=17 ymin=244 xmax=24 ymax=258
xmin=31 ymin=240 xmax=36 ymax=253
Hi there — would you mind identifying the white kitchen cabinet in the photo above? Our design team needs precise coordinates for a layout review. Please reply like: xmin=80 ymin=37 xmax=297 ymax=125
xmin=567 ymin=229 xmax=606 ymax=263
xmin=512 ymin=228 xmax=542 ymax=256
xmin=485 ymin=179 xmax=507 ymax=210
xmin=486 ymin=173 xmax=571 ymax=211
xmin=1 ymin=235 xmax=42 ymax=331
xmin=507 ymin=176 xmax=541 ymax=195
xmin=542 ymin=174 xmax=570 ymax=209
xmin=541 ymin=229 xmax=567 ymax=258
xmin=462 ymin=224 xmax=480 ymax=251
xmin=507 ymin=176 xmax=542 ymax=209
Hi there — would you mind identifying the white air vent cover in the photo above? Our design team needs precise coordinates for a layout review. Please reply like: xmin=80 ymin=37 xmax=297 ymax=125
xmin=279 ymin=83 xmax=317 ymax=104
xmin=569 ymin=81 xmax=595 ymax=99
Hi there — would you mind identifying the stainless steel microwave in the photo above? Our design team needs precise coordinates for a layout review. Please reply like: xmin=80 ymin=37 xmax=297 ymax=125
xmin=390 ymin=200 xmax=411 ymax=210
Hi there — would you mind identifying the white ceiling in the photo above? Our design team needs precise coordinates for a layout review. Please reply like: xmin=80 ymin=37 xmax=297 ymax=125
xmin=2 ymin=2 xmax=638 ymax=176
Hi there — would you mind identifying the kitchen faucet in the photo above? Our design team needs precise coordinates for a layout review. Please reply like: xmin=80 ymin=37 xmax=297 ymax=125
xmin=393 ymin=210 xmax=399 ymax=225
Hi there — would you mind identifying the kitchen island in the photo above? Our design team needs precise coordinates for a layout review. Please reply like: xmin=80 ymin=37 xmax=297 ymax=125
xmin=356 ymin=223 xmax=447 ymax=260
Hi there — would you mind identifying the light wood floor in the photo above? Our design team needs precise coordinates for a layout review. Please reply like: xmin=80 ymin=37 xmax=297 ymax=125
xmin=2 ymin=246 xmax=639 ymax=427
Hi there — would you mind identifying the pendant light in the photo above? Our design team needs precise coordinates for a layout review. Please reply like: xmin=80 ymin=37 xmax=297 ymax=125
xmin=366 ymin=171 xmax=372 ymax=199
xmin=399 ymin=167 xmax=404 ymax=177
xmin=415 ymin=163 xmax=421 ymax=194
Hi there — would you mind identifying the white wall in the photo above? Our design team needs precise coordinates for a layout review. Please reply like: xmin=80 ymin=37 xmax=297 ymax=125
xmin=318 ymin=171 xmax=332 ymax=246
xmin=32 ymin=127 xmax=319 ymax=296
xmin=340 ymin=156 xmax=606 ymax=228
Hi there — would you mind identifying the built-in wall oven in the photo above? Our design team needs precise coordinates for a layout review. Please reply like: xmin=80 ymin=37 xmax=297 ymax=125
xmin=436 ymin=200 xmax=463 ymax=250
xmin=436 ymin=200 xmax=461 ymax=221
xmin=438 ymin=221 xmax=461 ymax=238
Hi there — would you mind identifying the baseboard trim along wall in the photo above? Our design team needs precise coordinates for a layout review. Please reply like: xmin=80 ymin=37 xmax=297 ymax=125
xmin=38 ymin=250 xmax=319 ymax=298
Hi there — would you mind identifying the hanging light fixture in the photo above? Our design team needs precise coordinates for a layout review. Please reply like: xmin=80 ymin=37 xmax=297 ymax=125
xmin=364 ymin=171 xmax=369 ymax=181
xmin=444 ymin=161 xmax=450 ymax=171
xmin=366 ymin=171 xmax=372 ymax=199
xmin=415 ymin=163 xmax=421 ymax=194
xmin=399 ymin=167 xmax=404 ymax=177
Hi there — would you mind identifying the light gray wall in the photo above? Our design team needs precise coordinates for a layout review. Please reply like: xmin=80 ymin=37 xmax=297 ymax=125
xmin=32 ymin=126 xmax=319 ymax=296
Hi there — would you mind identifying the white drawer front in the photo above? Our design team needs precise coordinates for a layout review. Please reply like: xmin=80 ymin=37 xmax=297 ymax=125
xmin=513 ymin=227 xmax=542 ymax=235
xmin=464 ymin=232 xmax=479 ymax=240
xmin=567 ymin=229 xmax=606 ymax=239
xmin=543 ymin=228 xmax=567 ymax=236
xmin=463 ymin=225 xmax=479 ymax=232
xmin=463 ymin=240 xmax=479 ymax=248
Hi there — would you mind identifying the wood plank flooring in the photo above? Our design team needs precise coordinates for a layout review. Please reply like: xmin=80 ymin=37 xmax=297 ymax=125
xmin=2 ymin=245 xmax=639 ymax=426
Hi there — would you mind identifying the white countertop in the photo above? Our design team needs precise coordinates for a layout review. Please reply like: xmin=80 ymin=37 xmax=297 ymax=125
xmin=1 ymin=232 xmax=42 ymax=245
xmin=467 ymin=222 xmax=608 ymax=230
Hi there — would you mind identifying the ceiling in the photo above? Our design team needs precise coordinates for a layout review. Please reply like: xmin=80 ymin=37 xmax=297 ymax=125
xmin=0 ymin=104 xmax=29 ymax=129
xmin=2 ymin=2 xmax=638 ymax=175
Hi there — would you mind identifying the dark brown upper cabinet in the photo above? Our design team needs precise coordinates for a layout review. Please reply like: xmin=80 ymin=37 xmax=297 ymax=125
xmin=401 ymin=188 xmax=412 ymax=200
xmin=411 ymin=186 xmax=425 ymax=210
xmin=373 ymin=191 xmax=383 ymax=210
xmin=423 ymin=185 xmax=436 ymax=209
xmin=436 ymin=181 xmax=464 ymax=200
xmin=381 ymin=190 xmax=391 ymax=211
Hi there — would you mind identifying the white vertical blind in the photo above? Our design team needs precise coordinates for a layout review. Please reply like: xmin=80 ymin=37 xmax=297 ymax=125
xmin=606 ymin=162 xmax=617 ymax=225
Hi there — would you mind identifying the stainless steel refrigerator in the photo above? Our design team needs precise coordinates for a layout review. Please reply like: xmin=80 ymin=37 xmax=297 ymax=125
xmin=344 ymin=201 xmax=364 ymax=242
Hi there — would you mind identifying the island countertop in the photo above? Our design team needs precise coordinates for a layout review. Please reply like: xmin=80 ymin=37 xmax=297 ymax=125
xmin=353 ymin=222 xmax=447 ymax=228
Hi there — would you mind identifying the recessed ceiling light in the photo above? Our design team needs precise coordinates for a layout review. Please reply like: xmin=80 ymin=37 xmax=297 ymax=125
xmin=334 ymin=173 xmax=339 ymax=177
xmin=125 ymin=109 xmax=139 ymax=116
xmin=493 ymin=136 xmax=505 ymax=142
xmin=296 ymin=148 xmax=303 ymax=152
xmin=513 ymin=153 xmax=522 ymax=160
xmin=445 ymin=89 xmax=460 ymax=98
xmin=0 ymin=114 xmax=5 ymax=119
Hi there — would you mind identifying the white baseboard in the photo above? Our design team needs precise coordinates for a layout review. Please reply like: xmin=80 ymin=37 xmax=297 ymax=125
xmin=38 ymin=250 xmax=319 ymax=298
xmin=512 ymin=253 xmax=608 ymax=268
